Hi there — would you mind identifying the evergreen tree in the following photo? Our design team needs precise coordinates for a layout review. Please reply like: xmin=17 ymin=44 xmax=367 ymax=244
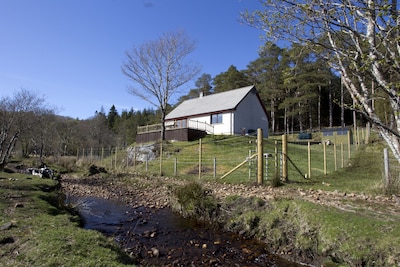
xmin=246 ymin=42 xmax=285 ymax=133
xmin=213 ymin=65 xmax=250 ymax=93
xmin=107 ymin=105 xmax=119 ymax=130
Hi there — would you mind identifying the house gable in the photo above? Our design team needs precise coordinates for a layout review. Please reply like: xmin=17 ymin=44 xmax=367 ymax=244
xmin=164 ymin=85 xmax=268 ymax=137
xmin=165 ymin=85 xmax=255 ymax=121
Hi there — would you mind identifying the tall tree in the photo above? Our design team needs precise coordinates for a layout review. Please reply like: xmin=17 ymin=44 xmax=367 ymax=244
xmin=246 ymin=42 xmax=285 ymax=133
xmin=177 ymin=73 xmax=213 ymax=104
xmin=241 ymin=0 xmax=400 ymax=163
xmin=195 ymin=73 xmax=213 ymax=95
xmin=0 ymin=89 xmax=51 ymax=170
xmin=121 ymin=30 xmax=201 ymax=140
xmin=213 ymin=65 xmax=250 ymax=93
xmin=107 ymin=105 xmax=119 ymax=130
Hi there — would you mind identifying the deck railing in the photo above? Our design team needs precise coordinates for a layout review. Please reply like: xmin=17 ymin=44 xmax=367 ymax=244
xmin=137 ymin=120 xmax=214 ymax=135
xmin=137 ymin=124 xmax=162 ymax=134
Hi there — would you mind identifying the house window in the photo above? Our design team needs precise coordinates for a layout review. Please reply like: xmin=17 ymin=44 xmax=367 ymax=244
xmin=176 ymin=119 xmax=187 ymax=128
xmin=211 ymin=114 xmax=223 ymax=124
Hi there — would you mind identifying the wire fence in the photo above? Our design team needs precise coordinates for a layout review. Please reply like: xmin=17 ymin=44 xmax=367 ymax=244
xmin=383 ymin=147 xmax=400 ymax=194
xmin=71 ymin=130 xmax=367 ymax=184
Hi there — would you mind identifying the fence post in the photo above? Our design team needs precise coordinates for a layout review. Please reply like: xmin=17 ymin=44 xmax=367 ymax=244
xmin=199 ymin=139 xmax=202 ymax=179
xmin=274 ymin=140 xmax=278 ymax=179
xmin=159 ymin=142 xmax=163 ymax=176
xmin=133 ymin=146 xmax=136 ymax=171
xmin=257 ymin=128 xmax=264 ymax=185
xmin=115 ymin=147 xmax=118 ymax=170
xmin=174 ymin=158 xmax=177 ymax=176
xmin=213 ymin=157 xmax=217 ymax=178
xmin=323 ymin=142 xmax=327 ymax=175
xmin=281 ymin=134 xmax=288 ymax=181
xmin=308 ymin=141 xmax=311 ymax=179
xmin=384 ymin=148 xmax=390 ymax=186
xmin=347 ymin=130 xmax=351 ymax=159
xmin=334 ymin=143 xmax=337 ymax=171
xmin=101 ymin=147 xmax=104 ymax=165
xmin=341 ymin=143 xmax=344 ymax=168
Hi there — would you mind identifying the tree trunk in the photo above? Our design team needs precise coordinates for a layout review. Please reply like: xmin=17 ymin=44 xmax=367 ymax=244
xmin=329 ymin=80 xmax=333 ymax=127
xmin=270 ymin=99 xmax=275 ymax=133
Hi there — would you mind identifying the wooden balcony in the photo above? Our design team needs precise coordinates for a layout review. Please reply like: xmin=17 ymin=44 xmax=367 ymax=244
xmin=136 ymin=120 xmax=213 ymax=143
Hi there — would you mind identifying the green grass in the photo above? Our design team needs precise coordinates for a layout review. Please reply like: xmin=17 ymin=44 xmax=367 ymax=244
xmin=129 ymin=134 xmax=388 ymax=195
xmin=0 ymin=174 xmax=135 ymax=267
xmin=283 ymin=142 xmax=386 ymax=195
xmin=223 ymin=197 xmax=400 ymax=266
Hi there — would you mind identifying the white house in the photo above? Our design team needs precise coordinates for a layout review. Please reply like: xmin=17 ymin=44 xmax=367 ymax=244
xmin=164 ymin=85 xmax=269 ymax=138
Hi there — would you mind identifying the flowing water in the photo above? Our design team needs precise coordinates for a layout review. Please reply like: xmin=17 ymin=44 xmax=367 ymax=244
xmin=66 ymin=196 xmax=305 ymax=266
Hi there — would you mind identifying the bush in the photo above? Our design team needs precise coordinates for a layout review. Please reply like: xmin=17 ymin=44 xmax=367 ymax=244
xmin=171 ymin=182 xmax=218 ymax=221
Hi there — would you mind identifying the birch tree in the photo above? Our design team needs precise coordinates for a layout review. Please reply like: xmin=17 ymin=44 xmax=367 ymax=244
xmin=242 ymin=0 xmax=400 ymax=163
xmin=121 ymin=31 xmax=200 ymax=140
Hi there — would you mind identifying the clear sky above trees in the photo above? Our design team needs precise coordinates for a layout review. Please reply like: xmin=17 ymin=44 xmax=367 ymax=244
xmin=0 ymin=0 xmax=263 ymax=119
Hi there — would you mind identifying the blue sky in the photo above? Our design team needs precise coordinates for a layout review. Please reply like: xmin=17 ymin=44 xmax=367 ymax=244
xmin=0 ymin=0 xmax=265 ymax=119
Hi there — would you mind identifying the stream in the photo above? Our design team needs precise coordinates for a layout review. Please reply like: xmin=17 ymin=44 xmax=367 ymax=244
xmin=66 ymin=195 xmax=304 ymax=266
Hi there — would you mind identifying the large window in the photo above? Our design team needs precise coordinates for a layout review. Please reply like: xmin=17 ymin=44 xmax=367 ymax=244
xmin=211 ymin=114 xmax=223 ymax=124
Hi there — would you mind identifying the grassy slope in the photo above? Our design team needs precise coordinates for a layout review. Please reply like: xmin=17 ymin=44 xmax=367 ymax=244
xmin=1 ymin=134 xmax=398 ymax=266
xmin=0 ymin=174 xmax=135 ymax=267
xmin=228 ymin=142 xmax=399 ymax=266
xmin=165 ymin=136 xmax=400 ymax=266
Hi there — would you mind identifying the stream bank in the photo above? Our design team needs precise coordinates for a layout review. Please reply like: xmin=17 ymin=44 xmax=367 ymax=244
xmin=61 ymin=175 xmax=307 ymax=266
xmin=65 ymin=195 xmax=302 ymax=266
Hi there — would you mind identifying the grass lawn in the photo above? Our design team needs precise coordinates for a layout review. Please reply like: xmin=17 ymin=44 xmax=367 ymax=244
xmin=0 ymin=173 xmax=135 ymax=267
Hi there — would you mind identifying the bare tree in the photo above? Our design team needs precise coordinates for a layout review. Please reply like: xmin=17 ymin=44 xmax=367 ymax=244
xmin=121 ymin=30 xmax=201 ymax=140
xmin=0 ymin=89 xmax=51 ymax=170
xmin=242 ymin=0 xmax=400 ymax=163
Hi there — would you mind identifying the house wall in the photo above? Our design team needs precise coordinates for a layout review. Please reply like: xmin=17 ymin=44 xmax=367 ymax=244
xmin=181 ymin=113 xmax=234 ymax=135
xmin=234 ymin=91 xmax=269 ymax=137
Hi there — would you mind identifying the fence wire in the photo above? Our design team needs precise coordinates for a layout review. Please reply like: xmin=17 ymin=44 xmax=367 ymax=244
xmin=71 ymin=133 xmax=359 ymax=184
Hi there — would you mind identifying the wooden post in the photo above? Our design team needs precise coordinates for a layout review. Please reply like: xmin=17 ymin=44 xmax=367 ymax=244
xmin=199 ymin=139 xmax=202 ymax=179
xmin=341 ymin=143 xmax=344 ymax=168
xmin=323 ymin=142 xmax=327 ymax=175
xmin=257 ymin=128 xmax=264 ymax=185
xmin=348 ymin=130 xmax=351 ymax=159
xmin=159 ymin=142 xmax=163 ymax=176
xmin=281 ymin=134 xmax=288 ymax=181
xmin=90 ymin=147 xmax=93 ymax=164
xmin=101 ymin=147 xmax=104 ymax=165
xmin=114 ymin=147 xmax=118 ymax=170
xmin=308 ymin=141 xmax=311 ymax=179
xmin=133 ymin=146 xmax=136 ymax=170
xmin=334 ymin=143 xmax=337 ymax=171
xmin=174 ymin=158 xmax=177 ymax=176
xmin=274 ymin=140 xmax=279 ymax=179
xmin=213 ymin=157 xmax=217 ymax=178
